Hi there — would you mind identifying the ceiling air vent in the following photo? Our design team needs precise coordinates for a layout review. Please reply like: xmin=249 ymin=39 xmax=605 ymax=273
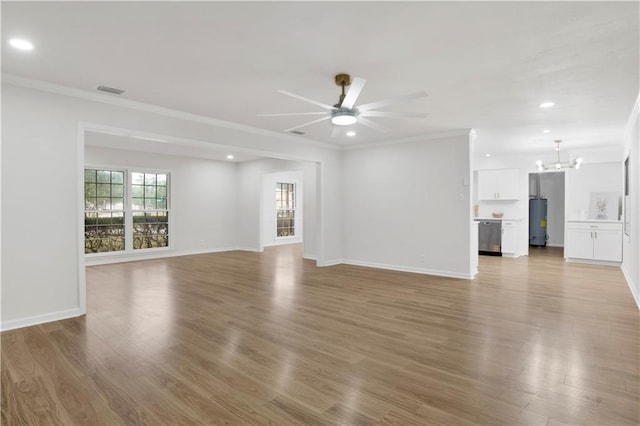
xmin=289 ymin=130 xmax=305 ymax=135
xmin=97 ymin=85 xmax=125 ymax=95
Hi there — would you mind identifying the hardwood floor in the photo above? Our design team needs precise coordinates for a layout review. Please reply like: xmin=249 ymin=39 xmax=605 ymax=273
xmin=2 ymin=245 xmax=638 ymax=425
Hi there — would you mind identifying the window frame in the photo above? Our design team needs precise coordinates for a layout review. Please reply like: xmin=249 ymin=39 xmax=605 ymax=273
xmin=84 ymin=164 xmax=172 ymax=257
xmin=275 ymin=181 xmax=296 ymax=239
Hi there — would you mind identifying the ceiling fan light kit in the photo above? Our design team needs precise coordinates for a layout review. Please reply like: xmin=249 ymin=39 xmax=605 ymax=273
xmin=331 ymin=109 xmax=358 ymax=126
xmin=536 ymin=140 xmax=582 ymax=171
xmin=258 ymin=73 xmax=427 ymax=135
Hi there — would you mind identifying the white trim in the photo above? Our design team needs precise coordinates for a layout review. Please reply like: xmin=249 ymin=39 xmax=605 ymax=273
xmin=235 ymin=246 xmax=264 ymax=253
xmin=77 ymin=126 xmax=87 ymax=315
xmin=622 ymin=265 xmax=640 ymax=311
xmin=342 ymin=259 xmax=476 ymax=279
xmin=318 ymin=259 xmax=343 ymax=267
xmin=303 ymin=255 xmax=317 ymax=261
xmin=545 ymin=243 xmax=565 ymax=248
xmin=5 ymin=74 xmax=338 ymax=151
xmin=1 ymin=308 xmax=83 ymax=332
xmin=343 ymin=129 xmax=472 ymax=151
xmin=85 ymin=246 xmax=239 ymax=266
xmin=565 ymin=258 xmax=622 ymax=267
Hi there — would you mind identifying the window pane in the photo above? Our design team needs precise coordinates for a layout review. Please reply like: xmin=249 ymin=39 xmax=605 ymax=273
xmin=112 ymin=184 xmax=124 ymax=197
xmin=157 ymin=186 xmax=167 ymax=197
xmin=85 ymin=184 xmax=96 ymax=198
xmin=97 ymin=198 xmax=110 ymax=210
xmin=85 ymin=210 xmax=125 ymax=254
xmin=157 ymin=198 xmax=167 ymax=209
xmin=133 ymin=211 xmax=168 ymax=250
xmin=97 ymin=170 xmax=111 ymax=183
xmin=97 ymin=183 xmax=111 ymax=197
xmin=145 ymin=186 xmax=157 ymax=198
xmin=132 ymin=172 xmax=145 ymax=185
xmin=112 ymin=198 xmax=124 ymax=210
xmin=145 ymin=174 xmax=157 ymax=185
xmin=145 ymin=199 xmax=157 ymax=209
xmin=85 ymin=197 xmax=97 ymax=210
xmin=85 ymin=169 xmax=97 ymax=183
xmin=157 ymin=174 xmax=167 ymax=186
xmin=131 ymin=185 xmax=144 ymax=198
xmin=132 ymin=198 xmax=144 ymax=210
xmin=111 ymin=171 xmax=124 ymax=184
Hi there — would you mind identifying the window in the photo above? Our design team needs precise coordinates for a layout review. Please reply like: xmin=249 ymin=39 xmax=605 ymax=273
xmin=276 ymin=182 xmax=295 ymax=237
xmin=84 ymin=169 xmax=125 ymax=253
xmin=132 ymin=172 xmax=169 ymax=249
xmin=84 ymin=168 xmax=170 ymax=254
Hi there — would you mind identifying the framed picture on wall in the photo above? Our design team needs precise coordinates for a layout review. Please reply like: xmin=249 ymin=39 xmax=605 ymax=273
xmin=589 ymin=192 xmax=620 ymax=221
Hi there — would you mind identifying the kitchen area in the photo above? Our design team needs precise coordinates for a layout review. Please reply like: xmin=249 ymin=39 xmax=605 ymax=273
xmin=473 ymin=160 xmax=624 ymax=265
xmin=474 ymin=168 xmax=526 ymax=258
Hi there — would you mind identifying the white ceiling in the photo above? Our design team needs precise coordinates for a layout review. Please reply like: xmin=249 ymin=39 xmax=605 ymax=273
xmin=2 ymin=2 xmax=638 ymax=158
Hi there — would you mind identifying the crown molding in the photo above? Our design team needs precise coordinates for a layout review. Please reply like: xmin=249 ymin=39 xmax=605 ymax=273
xmin=2 ymin=73 xmax=340 ymax=151
xmin=342 ymin=129 xmax=471 ymax=151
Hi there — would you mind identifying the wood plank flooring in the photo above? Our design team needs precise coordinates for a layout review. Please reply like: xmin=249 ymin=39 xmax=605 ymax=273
xmin=2 ymin=245 xmax=639 ymax=425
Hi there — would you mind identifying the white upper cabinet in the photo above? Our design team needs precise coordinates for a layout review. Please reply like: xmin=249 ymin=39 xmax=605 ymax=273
xmin=477 ymin=169 xmax=520 ymax=200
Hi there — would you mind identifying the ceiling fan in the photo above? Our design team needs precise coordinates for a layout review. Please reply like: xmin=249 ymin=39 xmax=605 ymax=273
xmin=258 ymin=74 xmax=428 ymax=135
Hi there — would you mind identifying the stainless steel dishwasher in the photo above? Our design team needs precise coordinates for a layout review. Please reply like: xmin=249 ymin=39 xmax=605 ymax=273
xmin=478 ymin=220 xmax=502 ymax=256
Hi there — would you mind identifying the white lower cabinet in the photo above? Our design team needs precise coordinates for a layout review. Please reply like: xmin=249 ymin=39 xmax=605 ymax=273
xmin=565 ymin=221 xmax=622 ymax=262
xmin=501 ymin=221 xmax=517 ymax=255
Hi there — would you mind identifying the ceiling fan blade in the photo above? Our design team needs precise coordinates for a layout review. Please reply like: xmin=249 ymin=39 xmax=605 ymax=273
xmin=278 ymin=90 xmax=337 ymax=110
xmin=359 ymin=111 xmax=427 ymax=118
xmin=357 ymin=91 xmax=428 ymax=112
xmin=283 ymin=116 xmax=331 ymax=133
xmin=340 ymin=77 xmax=366 ymax=109
xmin=257 ymin=112 xmax=327 ymax=117
xmin=357 ymin=117 xmax=389 ymax=133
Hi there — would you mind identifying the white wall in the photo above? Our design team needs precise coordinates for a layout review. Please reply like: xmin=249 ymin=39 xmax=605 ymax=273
xmin=262 ymin=170 xmax=304 ymax=247
xmin=84 ymin=145 xmax=238 ymax=261
xmin=622 ymin=94 xmax=640 ymax=310
xmin=538 ymin=172 xmax=565 ymax=247
xmin=342 ymin=134 xmax=474 ymax=279
xmin=237 ymin=158 xmax=317 ymax=259
xmin=565 ymin=162 xmax=622 ymax=221
xmin=1 ymin=81 xmax=339 ymax=330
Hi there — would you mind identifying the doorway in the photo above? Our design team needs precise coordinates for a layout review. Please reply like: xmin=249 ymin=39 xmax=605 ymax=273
xmin=529 ymin=172 xmax=566 ymax=250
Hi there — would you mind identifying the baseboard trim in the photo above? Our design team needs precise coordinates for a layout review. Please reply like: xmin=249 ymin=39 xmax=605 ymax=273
xmin=1 ymin=308 xmax=83 ymax=332
xmin=565 ymin=258 xmax=621 ymax=267
xmin=85 ymin=247 xmax=238 ymax=266
xmin=621 ymin=265 xmax=640 ymax=311
xmin=342 ymin=259 xmax=475 ymax=280
xmin=235 ymin=246 xmax=264 ymax=253
xmin=546 ymin=243 xmax=565 ymax=248
xmin=303 ymin=255 xmax=317 ymax=261
xmin=318 ymin=259 xmax=343 ymax=267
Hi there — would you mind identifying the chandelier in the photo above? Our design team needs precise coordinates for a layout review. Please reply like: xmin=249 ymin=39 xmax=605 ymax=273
xmin=536 ymin=140 xmax=582 ymax=171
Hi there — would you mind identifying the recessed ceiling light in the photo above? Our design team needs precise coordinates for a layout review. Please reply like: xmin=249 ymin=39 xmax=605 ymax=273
xmin=543 ymin=129 xmax=550 ymax=133
xmin=485 ymin=154 xmax=491 ymax=157
xmin=346 ymin=131 xmax=356 ymax=137
xmin=226 ymin=154 xmax=234 ymax=160
xmin=539 ymin=102 xmax=555 ymax=108
xmin=8 ymin=38 xmax=33 ymax=51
